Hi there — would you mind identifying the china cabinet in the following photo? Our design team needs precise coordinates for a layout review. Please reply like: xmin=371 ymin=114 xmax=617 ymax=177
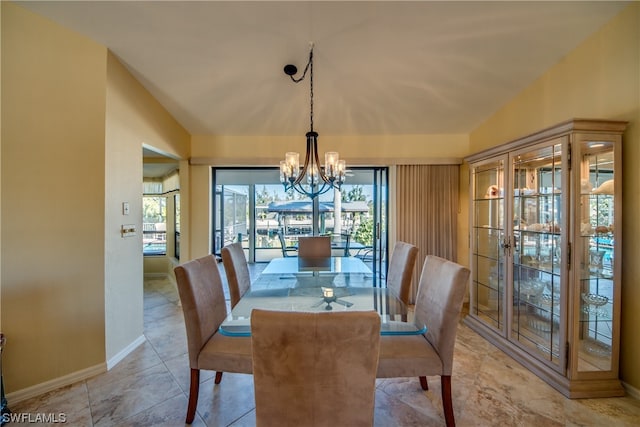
xmin=464 ymin=119 xmax=626 ymax=398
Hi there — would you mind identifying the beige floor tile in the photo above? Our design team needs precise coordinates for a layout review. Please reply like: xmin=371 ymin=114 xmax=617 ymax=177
xmin=9 ymin=382 xmax=93 ymax=427
xmin=194 ymin=373 xmax=256 ymax=427
xmin=88 ymin=363 xmax=183 ymax=426
xmin=119 ymin=393 xmax=207 ymax=427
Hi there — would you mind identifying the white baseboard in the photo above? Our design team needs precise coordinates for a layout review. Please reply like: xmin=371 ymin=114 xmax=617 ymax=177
xmin=144 ymin=271 xmax=176 ymax=287
xmin=623 ymin=381 xmax=640 ymax=400
xmin=7 ymin=363 xmax=106 ymax=405
xmin=7 ymin=335 xmax=146 ymax=405
xmin=107 ymin=334 xmax=146 ymax=370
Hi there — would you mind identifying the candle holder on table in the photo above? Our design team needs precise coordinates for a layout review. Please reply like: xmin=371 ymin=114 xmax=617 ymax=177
xmin=318 ymin=287 xmax=353 ymax=310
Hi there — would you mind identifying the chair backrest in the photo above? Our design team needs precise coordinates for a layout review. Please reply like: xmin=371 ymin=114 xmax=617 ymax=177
xmin=174 ymin=255 xmax=228 ymax=368
xmin=251 ymin=309 xmax=381 ymax=427
xmin=298 ymin=236 xmax=331 ymax=258
xmin=277 ymin=229 xmax=294 ymax=257
xmin=221 ymin=242 xmax=251 ymax=308
xmin=386 ymin=241 xmax=419 ymax=304
xmin=413 ymin=255 xmax=470 ymax=375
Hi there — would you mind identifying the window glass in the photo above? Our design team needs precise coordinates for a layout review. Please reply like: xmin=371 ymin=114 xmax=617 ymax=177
xmin=213 ymin=167 xmax=385 ymax=268
xmin=143 ymin=196 xmax=167 ymax=255
xmin=174 ymin=193 xmax=180 ymax=259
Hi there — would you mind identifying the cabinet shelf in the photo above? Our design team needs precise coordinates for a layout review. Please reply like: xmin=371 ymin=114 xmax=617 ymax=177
xmin=580 ymin=311 xmax=611 ymax=321
xmin=514 ymin=262 xmax=561 ymax=276
xmin=473 ymin=196 xmax=504 ymax=202
xmin=514 ymin=193 xmax=561 ymax=198
xmin=473 ymin=225 xmax=503 ymax=232
xmin=579 ymin=275 xmax=613 ymax=283
xmin=472 ymin=253 xmax=501 ymax=265
xmin=515 ymin=297 xmax=561 ymax=319
xmin=580 ymin=233 xmax=613 ymax=239
xmin=475 ymin=278 xmax=503 ymax=292
xmin=516 ymin=229 xmax=561 ymax=236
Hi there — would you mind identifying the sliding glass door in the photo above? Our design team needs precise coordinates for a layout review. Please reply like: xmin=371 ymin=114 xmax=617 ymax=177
xmin=213 ymin=167 xmax=388 ymax=277
xmin=371 ymin=168 xmax=388 ymax=286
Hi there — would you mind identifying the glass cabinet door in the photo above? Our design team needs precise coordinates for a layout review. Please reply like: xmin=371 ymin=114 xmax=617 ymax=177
xmin=510 ymin=138 xmax=567 ymax=371
xmin=470 ymin=157 xmax=507 ymax=332
xmin=573 ymin=136 xmax=620 ymax=375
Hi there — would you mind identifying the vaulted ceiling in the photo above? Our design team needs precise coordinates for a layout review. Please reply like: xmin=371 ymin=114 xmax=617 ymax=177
xmin=18 ymin=1 xmax=629 ymax=140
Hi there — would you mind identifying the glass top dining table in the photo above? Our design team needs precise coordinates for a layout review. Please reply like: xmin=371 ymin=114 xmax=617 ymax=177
xmin=219 ymin=256 xmax=426 ymax=337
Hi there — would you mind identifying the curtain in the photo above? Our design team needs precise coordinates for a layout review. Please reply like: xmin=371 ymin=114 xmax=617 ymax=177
xmin=396 ymin=164 xmax=459 ymax=302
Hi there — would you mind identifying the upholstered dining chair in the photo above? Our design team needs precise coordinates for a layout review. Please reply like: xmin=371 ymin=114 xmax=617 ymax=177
xmin=377 ymin=255 xmax=470 ymax=427
xmin=174 ymin=255 xmax=253 ymax=424
xmin=298 ymin=235 xmax=331 ymax=258
xmin=221 ymin=242 xmax=251 ymax=308
xmin=386 ymin=241 xmax=419 ymax=305
xmin=251 ymin=309 xmax=381 ymax=427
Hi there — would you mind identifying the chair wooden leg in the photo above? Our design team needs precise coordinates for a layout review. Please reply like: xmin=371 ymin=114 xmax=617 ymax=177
xmin=441 ymin=375 xmax=455 ymax=427
xmin=419 ymin=376 xmax=428 ymax=390
xmin=186 ymin=368 xmax=200 ymax=424
xmin=214 ymin=371 xmax=223 ymax=384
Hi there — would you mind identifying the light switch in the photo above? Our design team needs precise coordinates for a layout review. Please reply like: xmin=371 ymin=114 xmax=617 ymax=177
xmin=121 ymin=224 xmax=136 ymax=237
xmin=122 ymin=202 xmax=130 ymax=215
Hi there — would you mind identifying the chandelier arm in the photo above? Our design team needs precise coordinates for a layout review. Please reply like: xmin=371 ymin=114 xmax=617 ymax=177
xmin=313 ymin=136 xmax=332 ymax=186
xmin=310 ymin=133 xmax=318 ymax=187
xmin=291 ymin=179 xmax=331 ymax=199
xmin=290 ymin=181 xmax=329 ymax=199
xmin=315 ymin=182 xmax=333 ymax=197
xmin=291 ymin=135 xmax=312 ymax=187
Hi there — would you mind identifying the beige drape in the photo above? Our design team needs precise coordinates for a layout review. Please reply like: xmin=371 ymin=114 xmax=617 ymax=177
xmin=396 ymin=164 xmax=459 ymax=302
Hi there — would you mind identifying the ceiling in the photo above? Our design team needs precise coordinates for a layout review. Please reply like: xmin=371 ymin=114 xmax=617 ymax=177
xmin=18 ymin=1 xmax=630 ymax=138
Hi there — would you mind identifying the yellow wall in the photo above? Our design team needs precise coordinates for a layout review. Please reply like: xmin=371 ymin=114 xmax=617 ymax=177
xmin=104 ymin=52 xmax=189 ymax=363
xmin=469 ymin=3 xmax=640 ymax=390
xmin=191 ymin=134 xmax=468 ymax=165
xmin=1 ymin=2 xmax=190 ymax=397
xmin=1 ymin=3 xmax=107 ymax=392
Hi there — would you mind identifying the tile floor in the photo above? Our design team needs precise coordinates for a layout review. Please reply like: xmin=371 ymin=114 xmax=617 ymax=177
xmin=10 ymin=264 xmax=640 ymax=426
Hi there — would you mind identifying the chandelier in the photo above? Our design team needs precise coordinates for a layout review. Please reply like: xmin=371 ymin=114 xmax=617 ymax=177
xmin=280 ymin=44 xmax=346 ymax=199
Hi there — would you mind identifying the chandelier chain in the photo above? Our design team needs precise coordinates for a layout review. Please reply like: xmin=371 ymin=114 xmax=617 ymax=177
xmin=309 ymin=48 xmax=314 ymax=132
xmin=288 ymin=47 xmax=314 ymax=133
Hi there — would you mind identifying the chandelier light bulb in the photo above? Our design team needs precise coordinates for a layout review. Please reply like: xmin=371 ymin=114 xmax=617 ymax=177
xmin=284 ymin=152 xmax=300 ymax=179
xmin=325 ymin=152 xmax=339 ymax=178
xmin=337 ymin=160 xmax=346 ymax=182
